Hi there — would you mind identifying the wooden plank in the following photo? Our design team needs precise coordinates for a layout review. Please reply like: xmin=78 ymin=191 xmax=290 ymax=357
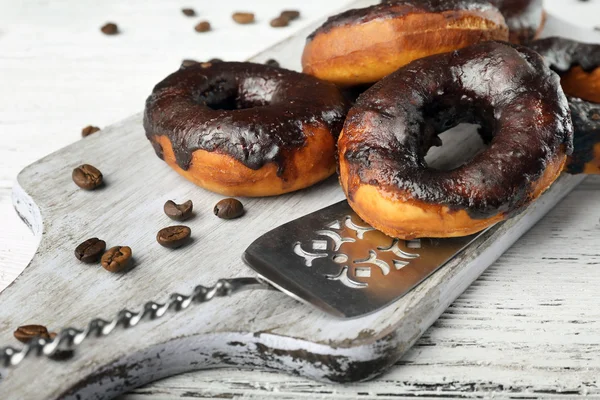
xmin=126 ymin=182 xmax=600 ymax=399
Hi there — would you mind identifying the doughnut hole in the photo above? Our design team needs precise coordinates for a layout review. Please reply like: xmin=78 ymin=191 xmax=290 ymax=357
xmin=193 ymin=77 xmax=278 ymax=110
xmin=425 ymin=123 xmax=487 ymax=171
xmin=422 ymin=96 xmax=493 ymax=171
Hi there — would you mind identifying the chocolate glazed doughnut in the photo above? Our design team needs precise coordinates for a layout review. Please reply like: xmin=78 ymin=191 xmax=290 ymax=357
xmin=490 ymin=0 xmax=544 ymax=44
xmin=302 ymin=0 xmax=508 ymax=86
xmin=529 ymin=37 xmax=600 ymax=103
xmin=338 ymin=41 xmax=572 ymax=239
xmin=566 ymin=98 xmax=600 ymax=175
xmin=529 ymin=37 xmax=600 ymax=174
xmin=144 ymin=62 xmax=348 ymax=197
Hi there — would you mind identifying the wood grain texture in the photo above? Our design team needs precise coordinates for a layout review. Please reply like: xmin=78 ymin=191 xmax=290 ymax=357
xmin=1 ymin=110 xmax=587 ymax=399
xmin=0 ymin=0 xmax=351 ymax=292
xmin=123 ymin=177 xmax=600 ymax=399
xmin=1 ymin=1 xmax=600 ymax=399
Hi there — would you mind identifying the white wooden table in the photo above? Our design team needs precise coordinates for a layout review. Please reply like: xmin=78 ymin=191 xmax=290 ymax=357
xmin=1 ymin=0 xmax=600 ymax=398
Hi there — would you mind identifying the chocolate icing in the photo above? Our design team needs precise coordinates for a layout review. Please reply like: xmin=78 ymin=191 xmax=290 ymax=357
xmin=308 ymin=0 xmax=499 ymax=40
xmin=144 ymin=62 xmax=348 ymax=173
xmin=342 ymin=41 xmax=572 ymax=219
xmin=528 ymin=37 xmax=600 ymax=175
xmin=490 ymin=0 xmax=543 ymax=43
xmin=565 ymin=97 xmax=600 ymax=174
xmin=529 ymin=37 xmax=600 ymax=73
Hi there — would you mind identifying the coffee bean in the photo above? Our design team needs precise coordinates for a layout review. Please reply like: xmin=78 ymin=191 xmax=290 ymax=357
xmin=101 ymin=246 xmax=132 ymax=273
xmin=194 ymin=21 xmax=211 ymax=32
xmin=156 ymin=225 xmax=191 ymax=248
xmin=214 ymin=198 xmax=244 ymax=219
xmin=182 ymin=58 xmax=222 ymax=68
xmin=232 ymin=12 xmax=255 ymax=24
xmin=265 ymin=59 xmax=280 ymax=67
xmin=100 ymin=22 xmax=119 ymax=35
xmin=164 ymin=199 xmax=193 ymax=221
xmin=181 ymin=59 xmax=198 ymax=68
xmin=181 ymin=8 xmax=196 ymax=17
xmin=14 ymin=325 xmax=51 ymax=343
xmin=72 ymin=164 xmax=103 ymax=190
xmin=81 ymin=125 xmax=100 ymax=137
xmin=75 ymin=237 xmax=106 ymax=263
xmin=280 ymin=10 xmax=300 ymax=21
xmin=270 ymin=17 xmax=289 ymax=28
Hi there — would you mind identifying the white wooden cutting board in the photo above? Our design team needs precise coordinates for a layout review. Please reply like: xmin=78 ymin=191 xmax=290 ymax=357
xmin=0 ymin=2 xmax=597 ymax=398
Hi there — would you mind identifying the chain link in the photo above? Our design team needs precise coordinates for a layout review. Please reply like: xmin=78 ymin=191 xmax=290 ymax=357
xmin=0 ymin=277 xmax=268 ymax=367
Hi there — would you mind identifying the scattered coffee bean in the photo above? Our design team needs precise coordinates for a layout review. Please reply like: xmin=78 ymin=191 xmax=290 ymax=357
xmin=270 ymin=17 xmax=289 ymax=28
xmin=75 ymin=237 xmax=107 ymax=263
xmin=100 ymin=22 xmax=119 ymax=35
xmin=194 ymin=21 xmax=211 ymax=32
xmin=232 ymin=12 xmax=255 ymax=24
xmin=280 ymin=10 xmax=300 ymax=21
xmin=14 ymin=325 xmax=51 ymax=343
xmin=101 ymin=246 xmax=132 ymax=273
xmin=181 ymin=59 xmax=199 ymax=68
xmin=164 ymin=199 xmax=193 ymax=221
xmin=72 ymin=164 xmax=103 ymax=190
xmin=156 ymin=225 xmax=191 ymax=248
xmin=214 ymin=198 xmax=244 ymax=219
xmin=265 ymin=59 xmax=280 ymax=67
xmin=182 ymin=58 xmax=222 ymax=68
xmin=181 ymin=8 xmax=196 ymax=17
xmin=81 ymin=125 xmax=100 ymax=137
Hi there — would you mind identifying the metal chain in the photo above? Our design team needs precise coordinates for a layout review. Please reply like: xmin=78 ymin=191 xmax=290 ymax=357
xmin=0 ymin=277 xmax=269 ymax=367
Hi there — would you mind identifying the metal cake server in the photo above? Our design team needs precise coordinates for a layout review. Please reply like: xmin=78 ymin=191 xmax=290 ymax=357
xmin=0 ymin=200 xmax=482 ymax=367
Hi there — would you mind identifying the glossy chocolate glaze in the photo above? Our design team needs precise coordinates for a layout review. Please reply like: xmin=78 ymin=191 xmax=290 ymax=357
xmin=529 ymin=37 xmax=600 ymax=73
xmin=144 ymin=62 xmax=348 ymax=173
xmin=529 ymin=38 xmax=600 ymax=174
xmin=342 ymin=41 xmax=572 ymax=219
xmin=491 ymin=0 xmax=543 ymax=43
xmin=566 ymin=97 xmax=600 ymax=174
xmin=308 ymin=0 xmax=499 ymax=40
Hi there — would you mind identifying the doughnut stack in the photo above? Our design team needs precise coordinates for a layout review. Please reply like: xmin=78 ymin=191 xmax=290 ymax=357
xmin=144 ymin=0 xmax=600 ymax=239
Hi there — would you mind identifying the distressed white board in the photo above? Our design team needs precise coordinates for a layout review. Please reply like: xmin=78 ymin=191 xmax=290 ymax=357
xmin=0 ymin=2 xmax=598 ymax=399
